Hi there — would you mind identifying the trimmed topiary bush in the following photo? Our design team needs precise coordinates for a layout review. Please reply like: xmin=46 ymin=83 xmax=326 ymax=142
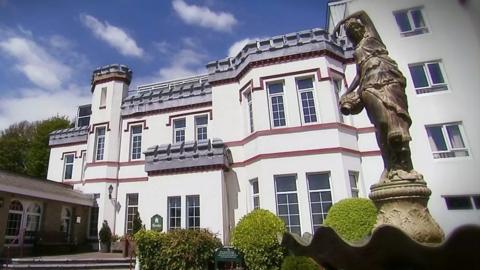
xmin=231 ymin=209 xmax=287 ymax=270
xmin=324 ymin=198 xmax=377 ymax=242
xmin=281 ymin=256 xmax=323 ymax=270
xmin=134 ymin=229 xmax=221 ymax=270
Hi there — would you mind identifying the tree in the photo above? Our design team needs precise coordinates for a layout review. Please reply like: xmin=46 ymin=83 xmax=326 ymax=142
xmin=0 ymin=121 xmax=34 ymax=174
xmin=0 ymin=116 xmax=71 ymax=178
xmin=25 ymin=117 xmax=71 ymax=178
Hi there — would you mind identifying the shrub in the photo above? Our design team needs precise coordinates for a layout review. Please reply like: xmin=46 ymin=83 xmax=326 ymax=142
xmin=132 ymin=212 xmax=143 ymax=235
xmin=231 ymin=209 xmax=287 ymax=270
xmin=324 ymin=198 xmax=377 ymax=242
xmin=99 ymin=220 xmax=112 ymax=244
xmin=135 ymin=229 xmax=221 ymax=270
xmin=134 ymin=230 xmax=167 ymax=270
xmin=281 ymin=256 xmax=322 ymax=270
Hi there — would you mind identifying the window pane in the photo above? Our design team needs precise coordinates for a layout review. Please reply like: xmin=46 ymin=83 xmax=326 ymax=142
xmin=308 ymin=174 xmax=330 ymax=190
xmin=409 ymin=65 xmax=429 ymax=88
xmin=275 ymin=176 xmax=297 ymax=192
xmin=174 ymin=119 xmax=186 ymax=128
xmin=195 ymin=116 xmax=208 ymax=125
xmin=426 ymin=126 xmax=448 ymax=151
xmin=252 ymin=180 xmax=259 ymax=194
xmin=297 ymin=78 xmax=313 ymax=90
xmin=473 ymin=196 xmax=480 ymax=209
xmin=411 ymin=9 xmax=425 ymax=28
xmin=131 ymin=126 xmax=142 ymax=134
xmin=394 ymin=11 xmax=412 ymax=32
xmin=446 ymin=125 xmax=465 ymax=149
xmin=268 ymin=83 xmax=283 ymax=94
xmin=97 ymin=127 xmax=105 ymax=136
xmin=445 ymin=197 xmax=473 ymax=210
xmin=427 ymin=63 xmax=444 ymax=85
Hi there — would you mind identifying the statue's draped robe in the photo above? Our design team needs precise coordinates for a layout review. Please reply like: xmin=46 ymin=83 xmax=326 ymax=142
xmin=355 ymin=35 xmax=412 ymax=143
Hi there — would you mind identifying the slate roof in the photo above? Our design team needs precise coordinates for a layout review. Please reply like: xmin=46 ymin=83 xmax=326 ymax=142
xmin=206 ymin=27 xmax=352 ymax=82
xmin=0 ymin=170 xmax=94 ymax=206
xmin=121 ymin=75 xmax=211 ymax=117
xmin=144 ymin=139 xmax=232 ymax=174
xmin=49 ymin=126 xmax=89 ymax=146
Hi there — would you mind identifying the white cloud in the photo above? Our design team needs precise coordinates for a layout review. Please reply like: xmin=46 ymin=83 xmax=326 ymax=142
xmin=0 ymin=36 xmax=72 ymax=90
xmin=228 ymin=37 xmax=260 ymax=57
xmin=80 ymin=14 xmax=144 ymax=58
xmin=48 ymin=35 xmax=72 ymax=50
xmin=157 ymin=48 xmax=206 ymax=81
xmin=132 ymin=48 xmax=206 ymax=89
xmin=172 ymin=0 xmax=237 ymax=32
xmin=0 ymin=87 xmax=90 ymax=130
xmin=0 ymin=28 xmax=91 ymax=130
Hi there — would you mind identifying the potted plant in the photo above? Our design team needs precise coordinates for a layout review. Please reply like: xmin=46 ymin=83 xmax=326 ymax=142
xmin=99 ymin=220 xmax=112 ymax=253
xmin=123 ymin=212 xmax=143 ymax=257
xmin=110 ymin=235 xmax=122 ymax=252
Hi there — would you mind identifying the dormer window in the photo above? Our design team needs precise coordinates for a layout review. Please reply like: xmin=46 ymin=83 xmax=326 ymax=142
xmin=77 ymin=105 xmax=91 ymax=127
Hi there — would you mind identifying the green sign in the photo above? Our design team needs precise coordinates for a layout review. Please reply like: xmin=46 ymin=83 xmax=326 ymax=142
xmin=150 ymin=214 xmax=163 ymax=232
xmin=214 ymin=246 xmax=242 ymax=263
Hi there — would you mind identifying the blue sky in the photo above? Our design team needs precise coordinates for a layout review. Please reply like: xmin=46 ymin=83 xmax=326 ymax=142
xmin=0 ymin=0 xmax=328 ymax=129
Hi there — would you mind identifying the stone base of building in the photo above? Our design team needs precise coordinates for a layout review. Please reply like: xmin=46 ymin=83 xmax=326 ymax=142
xmin=369 ymin=179 xmax=445 ymax=243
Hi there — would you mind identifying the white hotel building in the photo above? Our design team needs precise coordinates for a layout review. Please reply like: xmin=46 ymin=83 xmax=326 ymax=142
xmin=46 ymin=0 xmax=479 ymax=243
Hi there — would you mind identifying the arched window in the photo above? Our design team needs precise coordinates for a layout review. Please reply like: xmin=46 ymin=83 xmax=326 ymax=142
xmin=5 ymin=200 xmax=24 ymax=239
xmin=25 ymin=203 xmax=42 ymax=239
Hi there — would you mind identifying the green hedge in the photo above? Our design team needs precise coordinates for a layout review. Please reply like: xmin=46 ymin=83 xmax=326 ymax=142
xmin=231 ymin=209 xmax=287 ymax=270
xmin=134 ymin=229 xmax=221 ymax=270
xmin=324 ymin=198 xmax=377 ymax=242
xmin=281 ymin=256 xmax=322 ymax=270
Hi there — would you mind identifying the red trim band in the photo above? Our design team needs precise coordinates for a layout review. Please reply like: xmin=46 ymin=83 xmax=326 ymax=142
xmin=231 ymin=147 xmax=381 ymax=167
xmin=224 ymin=122 xmax=371 ymax=147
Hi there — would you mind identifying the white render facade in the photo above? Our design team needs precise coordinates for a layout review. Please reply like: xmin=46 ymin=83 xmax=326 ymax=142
xmin=47 ymin=0 xmax=479 ymax=243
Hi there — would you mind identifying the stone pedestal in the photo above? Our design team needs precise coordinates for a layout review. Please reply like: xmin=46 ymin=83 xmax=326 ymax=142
xmin=369 ymin=179 xmax=444 ymax=243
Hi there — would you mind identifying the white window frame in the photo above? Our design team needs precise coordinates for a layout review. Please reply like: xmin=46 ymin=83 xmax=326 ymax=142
xmin=250 ymin=178 xmax=260 ymax=210
xmin=63 ymin=154 xmax=74 ymax=180
xmin=245 ymin=90 xmax=255 ymax=133
xmin=88 ymin=194 xmax=100 ymax=239
xmin=168 ymin=196 xmax=182 ymax=231
xmin=348 ymin=171 xmax=359 ymax=198
xmin=409 ymin=61 xmax=448 ymax=94
xmin=296 ymin=77 xmax=318 ymax=125
xmin=425 ymin=122 xmax=469 ymax=159
xmin=186 ymin=195 xmax=200 ymax=229
xmin=274 ymin=174 xmax=301 ymax=235
xmin=267 ymin=81 xmax=287 ymax=128
xmin=125 ymin=193 xmax=139 ymax=235
xmin=130 ymin=125 xmax=143 ymax=160
xmin=100 ymin=87 xmax=107 ymax=108
xmin=76 ymin=105 xmax=91 ymax=127
xmin=194 ymin=115 xmax=208 ymax=141
xmin=307 ymin=172 xmax=333 ymax=233
xmin=94 ymin=127 xmax=106 ymax=161
xmin=173 ymin=118 xmax=186 ymax=143
xmin=393 ymin=7 xmax=429 ymax=37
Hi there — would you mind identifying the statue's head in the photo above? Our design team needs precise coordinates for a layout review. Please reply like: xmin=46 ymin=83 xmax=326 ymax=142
xmin=344 ymin=18 xmax=365 ymax=45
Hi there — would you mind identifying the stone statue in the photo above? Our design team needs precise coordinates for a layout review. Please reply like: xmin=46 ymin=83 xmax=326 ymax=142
xmin=332 ymin=11 xmax=444 ymax=243
xmin=333 ymin=11 xmax=421 ymax=183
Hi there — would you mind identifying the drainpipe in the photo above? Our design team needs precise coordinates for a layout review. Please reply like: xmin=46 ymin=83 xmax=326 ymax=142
xmin=112 ymin=84 xmax=124 ymax=236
